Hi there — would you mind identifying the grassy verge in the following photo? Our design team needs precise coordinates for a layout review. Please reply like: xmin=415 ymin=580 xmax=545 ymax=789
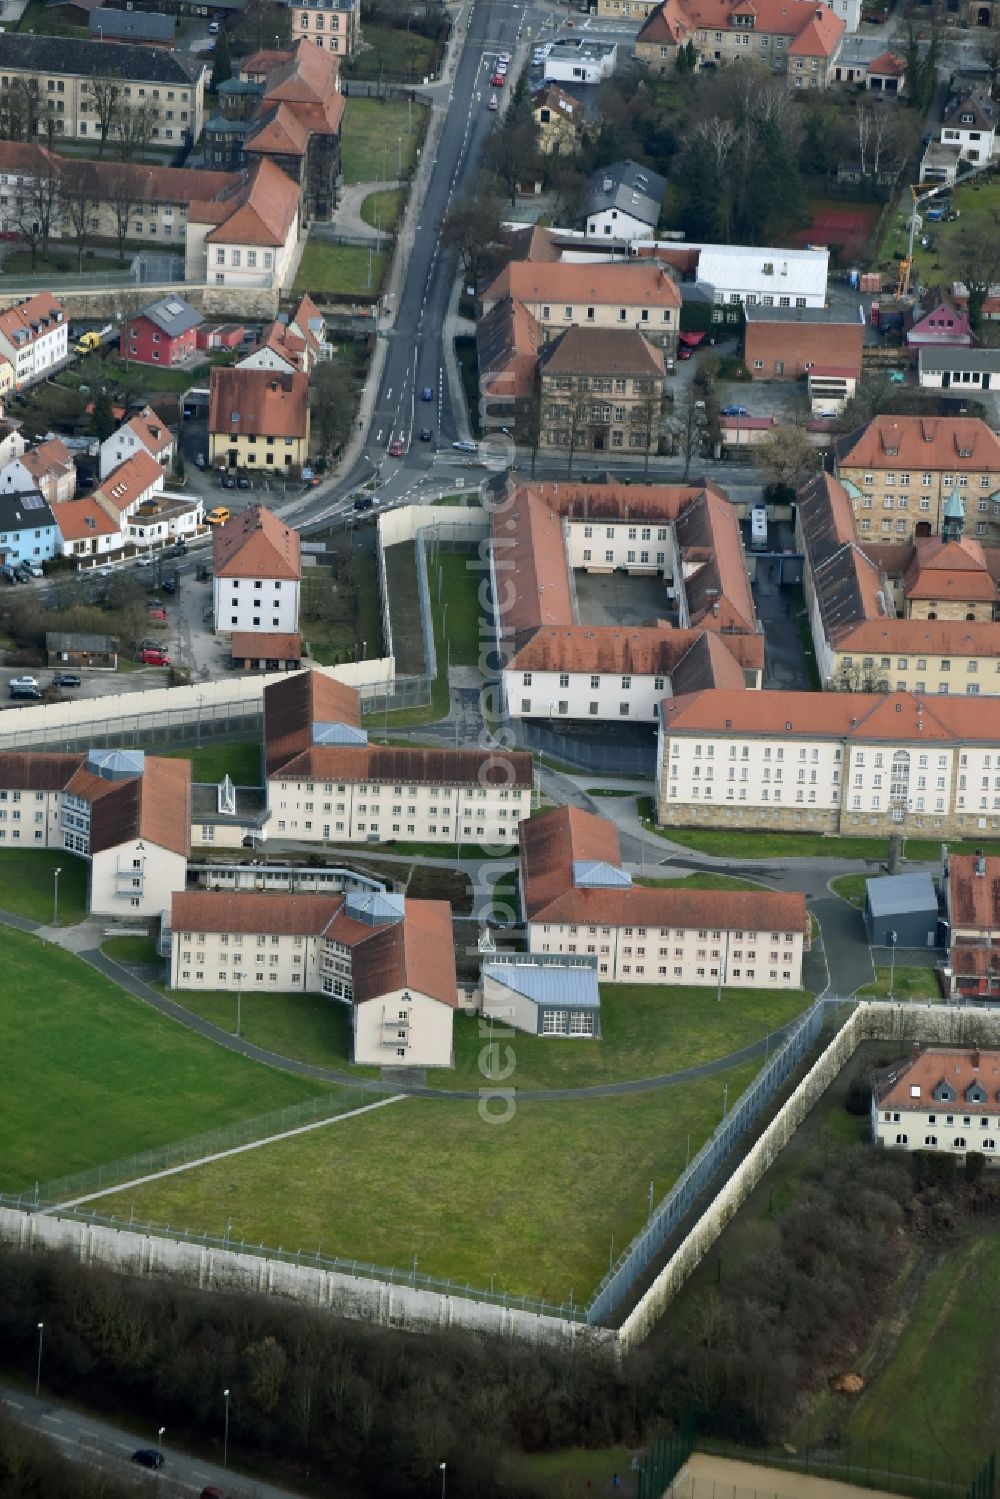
xmin=635 ymin=810 xmax=994 ymax=864
xmin=360 ymin=187 xmax=404 ymax=232
xmin=830 ymin=873 xmax=869 ymax=907
xmin=454 ymin=335 xmax=482 ymax=438
xmin=162 ymin=987 xmax=380 ymax=1077
xmin=0 ymin=927 xmax=330 ymax=1190
xmin=293 ymin=240 xmax=386 ymax=298
xmin=161 ymin=739 xmax=262 ymax=785
xmin=790 ymin=584 xmax=821 ymax=691
xmin=0 ymin=850 xmax=88 ymax=926
xmin=340 ymin=97 xmax=426 ymax=184
xmin=95 ymin=1060 xmax=762 ymax=1300
xmin=856 ymin=964 xmax=940 ymax=1001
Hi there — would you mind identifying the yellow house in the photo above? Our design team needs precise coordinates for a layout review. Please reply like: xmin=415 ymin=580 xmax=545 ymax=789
xmin=208 ymin=367 xmax=310 ymax=471
xmin=0 ymin=356 xmax=14 ymax=401
xmin=531 ymin=84 xmax=583 ymax=156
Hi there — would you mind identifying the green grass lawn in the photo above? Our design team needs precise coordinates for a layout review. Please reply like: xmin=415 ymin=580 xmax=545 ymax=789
xmin=635 ymin=810 xmax=998 ymax=865
xmin=17 ymin=0 xmax=89 ymax=34
xmin=102 ymin=935 xmax=159 ymax=965
xmin=360 ymin=187 xmax=405 ymax=232
xmin=161 ymin=739 xmax=262 ymax=786
xmin=856 ymin=964 xmax=940 ymax=1001
xmin=346 ymin=22 xmax=436 ymax=82
xmin=429 ymin=545 xmax=484 ymax=668
xmin=879 ymin=176 xmax=1000 ymax=289
xmin=95 ymin=1060 xmax=761 ymax=1300
xmin=340 ymin=97 xmax=426 ymax=183
xmin=160 ymin=987 xmax=379 ymax=1078
xmin=293 ymin=240 xmax=386 ymax=298
xmin=0 ymin=927 xmax=330 ymax=1192
xmin=841 ymin=1228 xmax=1000 ymax=1486
xmin=830 ymin=873 xmax=869 ymax=908
xmin=0 ymin=851 xmax=88 ymax=926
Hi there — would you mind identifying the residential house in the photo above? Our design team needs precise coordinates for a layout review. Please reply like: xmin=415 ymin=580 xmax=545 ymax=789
xmin=168 ymin=889 xmax=458 ymax=1069
xmin=919 ymin=347 xmax=1000 ymax=393
xmin=46 ymin=631 xmax=118 ymax=669
xmin=91 ymin=449 xmax=203 ymax=551
xmin=188 ymin=158 xmax=303 ymax=291
xmin=543 ymin=38 xmax=617 ymax=84
xmin=584 ymin=160 xmax=667 ymax=242
xmin=121 ymin=295 xmax=203 ymax=367
xmin=0 ymin=437 xmax=76 ymax=505
xmin=0 ymin=491 xmax=58 ymax=567
xmin=238 ymin=318 xmax=317 ymax=375
xmin=519 ymin=805 xmax=808 ymax=988
xmin=231 ymin=631 xmax=303 ymax=672
xmin=531 ymin=84 xmax=583 ymax=157
xmin=0 ymin=292 xmax=67 ymax=389
xmin=920 ymin=140 xmax=963 ymax=186
xmin=480 ymin=954 xmax=602 ymax=1038
xmin=289 ymin=0 xmax=360 ymax=57
xmin=52 ymin=496 xmax=121 ymax=560
xmin=480 ymin=259 xmax=680 ymax=352
xmin=92 ymin=449 xmax=164 ymax=526
xmin=0 ymin=33 xmax=204 ymax=146
xmin=493 ymin=481 xmax=763 ymax=725
xmin=213 ymin=502 xmax=301 ymax=635
xmin=537 ymin=325 xmax=666 ymax=455
xmin=633 ymin=0 xmax=845 ymax=88
xmin=683 ymin=242 xmax=830 ymax=312
xmin=0 ymin=422 xmax=26 ymax=469
xmin=742 ymin=306 xmax=863 ymax=399
xmin=99 ymin=406 xmax=175 ymax=481
xmin=940 ymin=88 xmax=997 ymax=166
xmin=656 ymin=687 xmax=1000 ymax=838
xmin=906 ymin=292 xmax=971 ymax=350
xmin=945 ymin=853 xmax=1000 ymax=999
xmin=865 ymin=49 xmax=906 ymax=93
xmin=88 ymin=8 xmax=176 ymax=45
xmin=833 ymin=416 xmax=1000 ymax=543
xmin=207 ymin=367 xmax=310 ymax=471
xmin=263 ymin=669 xmax=533 ymax=846
xmin=871 ymin=1048 xmax=1000 ymax=1160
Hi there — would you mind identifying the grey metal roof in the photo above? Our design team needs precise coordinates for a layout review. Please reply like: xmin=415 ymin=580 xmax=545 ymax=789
xmin=572 ymin=859 xmax=632 ymax=889
xmin=866 ymin=872 xmax=938 ymax=918
xmin=743 ymin=304 xmax=864 ymax=326
xmin=587 ymin=159 xmax=666 ymax=230
xmin=89 ymin=8 xmax=175 ymax=41
xmin=138 ymin=295 xmax=203 ymax=338
xmin=346 ymin=890 xmax=405 ymax=926
xmin=47 ymin=631 xmax=117 ymax=652
xmin=87 ymin=748 xmax=145 ymax=781
xmin=482 ymin=960 xmax=601 ymax=1008
xmin=313 ymin=721 xmax=369 ymax=747
xmin=918 ymin=346 xmax=1000 ymax=374
xmin=0 ymin=31 xmax=199 ymax=83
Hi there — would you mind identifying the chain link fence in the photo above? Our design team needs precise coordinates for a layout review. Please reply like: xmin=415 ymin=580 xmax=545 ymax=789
xmin=0 ymin=699 xmax=263 ymax=755
xmin=684 ymin=1436 xmax=985 ymax=1499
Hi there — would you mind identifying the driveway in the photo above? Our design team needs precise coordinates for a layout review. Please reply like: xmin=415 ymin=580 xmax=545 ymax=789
xmin=753 ymin=556 xmax=814 ymax=690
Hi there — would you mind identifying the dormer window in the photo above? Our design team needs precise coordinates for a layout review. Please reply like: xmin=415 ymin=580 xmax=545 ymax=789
xmin=960 ymin=112 xmax=974 ymax=124
xmin=933 ymin=1080 xmax=956 ymax=1102
xmin=885 ymin=446 xmax=898 ymax=456
xmin=959 ymin=447 xmax=972 ymax=458
xmin=966 ymin=1083 xmax=987 ymax=1104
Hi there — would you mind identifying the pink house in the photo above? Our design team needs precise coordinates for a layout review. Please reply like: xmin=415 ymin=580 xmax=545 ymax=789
xmin=906 ymin=292 xmax=971 ymax=349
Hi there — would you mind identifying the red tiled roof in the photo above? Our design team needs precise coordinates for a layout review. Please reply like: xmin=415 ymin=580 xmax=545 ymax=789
xmin=0 ymin=291 xmax=64 ymax=349
xmin=832 ymin=619 xmax=1000 ymax=656
xmin=948 ymin=855 xmax=1000 ymax=931
xmin=213 ymin=502 xmax=301 ymax=581
xmin=873 ymin=1048 xmax=1000 ymax=1112
xmin=52 ymin=497 xmax=120 ymax=541
xmin=93 ymin=449 xmax=164 ymax=515
xmin=208 ymin=367 xmax=309 ymax=439
xmin=173 ymin=890 xmax=344 ymax=936
xmin=231 ymin=630 xmax=302 ymax=660
xmin=483 ymin=258 xmax=681 ymax=312
xmin=63 ymin=754 xmax=191 ymax=857
xmin=903 ymin=537 xmax=998 ymax=604
xmin=263 ymin=668 xmax=361 ymax=774
xmin=508 ymin=624 xmax=751 ymax=680
xmin=0 ymin=751 xmax=85 ymax=790
xmin=867 ymin=49 xmax=905 ymax=74
xmin=661 ymin=687 xmax=1000 ymax=742
xmin=274 ymin=744 xmax=533 ymax=788
xmin=836 ymin=416 xmax=1000 ymax=473
xmin=349 ymin=899 xmax=457 ymax=1008
xmin=205 ymin=159 xmax=301 ymax=248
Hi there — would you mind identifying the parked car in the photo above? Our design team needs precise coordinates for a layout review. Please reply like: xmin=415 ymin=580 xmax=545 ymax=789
xmin=147 ymin=608 xmax=168 ymax=623
xmin=195 ymin=453 xmax=206 ymax=468
xmin=9 ymin=684 xmax=42 ymax=700
xmin=677 ymin=345 xmax=693 ymax=360
xmin=721 ymin=405 xmax=749 ymax=417
xmin=207 ymin=18 xmax=220 ymax=31
xmin=160 ymin=578 xmax=177 ymax=594
xmin=236 ymin=476 xmax=251 ymax=490
xmin=53 ymin=673 xmax=81 ymax=688
xmin=131 ymin=1450 xmax=165 ymax=1469
xmin=352 ymin=495 xmax=374 ymax=512
xmin=140 ymin=647 xmax=170 ymax=666
xmin=220 ymin=473 xmax=236 ymax=489
xmin=206 ymin=505 xmax=231 ymax=525
xmin=452 ymin=440 xmax=477 ymax=453
xmin=9 ymin=675 xmax=39 ymax=690
xmin=388 ymin=439 xmax=406 ymax=457
xmin=135 ymin=554 xmax=156 ymax=568
xmin=171 ymin=540 xmax=187 ymax=556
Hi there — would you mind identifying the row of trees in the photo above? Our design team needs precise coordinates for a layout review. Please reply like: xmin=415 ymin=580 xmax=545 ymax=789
xmin=10 ymin=154 xmax=159 ymax=270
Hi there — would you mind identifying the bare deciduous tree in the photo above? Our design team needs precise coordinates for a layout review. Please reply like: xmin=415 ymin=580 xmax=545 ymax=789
xmin=89 ymin=76 xmax=125 ymax=157
xmin=112 ymin=100 xmax=157 ymax=162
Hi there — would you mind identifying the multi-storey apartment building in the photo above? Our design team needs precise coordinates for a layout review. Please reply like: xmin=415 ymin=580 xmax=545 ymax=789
xmin=207 ymin=367 xmax=310 ymax=472
xmin=480 ymin=259 xmax=681 ymax=353
xmin=169 ymin=889 xmax=457 ymax=1069
xmin=0 ymin=292 xmax=67 ymax=390
xmin=634 ymin=0 xmax=845 ymax=86
xmin=289 ymin=0 xmax=360 ymax=56
xmin=264 ymin=670 xmax=534 ymax=846
xmin=657 ymin=687 xmax=1000 ymax=839
xmin=520 ymin=805 xmax=808 ymax=988
xmin=872 ymin=1048 xmax=1000 ymax=1161
xmin=537 ymin=326 xmax=666 ymax=456
xmin=0 ymin=748 xmax=189 ymax=915
xmin=0 ymin=34 xmax=204 ymax=146
xmin=834 ymin=416 xmax=1000 ymax=543
xmin=213 ymin=503 xmax=301 ymax=636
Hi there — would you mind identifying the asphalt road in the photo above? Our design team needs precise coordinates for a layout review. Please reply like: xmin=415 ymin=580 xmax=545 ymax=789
xmin=0 ymin=1380 xmax=305 ymax=1498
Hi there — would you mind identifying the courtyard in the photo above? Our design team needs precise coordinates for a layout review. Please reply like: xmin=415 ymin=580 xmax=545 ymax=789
xmin=574 ymin=569 xmax=672 ymax=627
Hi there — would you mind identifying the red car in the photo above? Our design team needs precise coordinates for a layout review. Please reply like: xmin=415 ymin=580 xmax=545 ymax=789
xmin=388 ymin=439 xmax=405 ymax=457
xmin=491 ymin=71 xmax=505 ymax=86
xmin=141 ymin=648 xmax=170 ymax=666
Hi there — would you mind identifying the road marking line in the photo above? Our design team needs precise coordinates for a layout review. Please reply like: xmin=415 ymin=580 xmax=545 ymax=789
xmin=4 ymin=1400 xmax=23 ymax=1409
xmin=42 ymin=1414 xmax=62 ymax=1423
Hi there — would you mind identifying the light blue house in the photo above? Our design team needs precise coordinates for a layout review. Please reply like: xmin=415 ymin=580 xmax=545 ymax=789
xmin=0 ymin=491 xmax=59 ymax=568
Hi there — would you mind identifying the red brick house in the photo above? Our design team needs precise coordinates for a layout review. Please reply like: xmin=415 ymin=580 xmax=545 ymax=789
xmin=122 ymin=295 xmax=203 ymax=367
xmin=742 ymin=305 xmax=863 ymax=382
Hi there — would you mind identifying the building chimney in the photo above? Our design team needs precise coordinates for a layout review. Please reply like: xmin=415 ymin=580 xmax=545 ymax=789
xmin=971 ymin=1049 xmax=980 ymax=1070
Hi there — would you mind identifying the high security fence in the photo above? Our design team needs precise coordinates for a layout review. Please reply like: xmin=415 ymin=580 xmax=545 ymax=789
xmin=0 ymin=698 xmax=263 ymax=755
xmin=584 ymin=998 xmax=828 ymax=1325
xmin=682 ymin=1435 xmax=990 ymax=1499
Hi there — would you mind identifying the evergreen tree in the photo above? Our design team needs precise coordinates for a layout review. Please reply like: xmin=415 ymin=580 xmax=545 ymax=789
xmin=674 ymin=135 xmax=722 ymax=241
xmin=211 ymin=30 xmax=232 ymax=92
xmin=92 ymin=386 xmax=115 ymax=443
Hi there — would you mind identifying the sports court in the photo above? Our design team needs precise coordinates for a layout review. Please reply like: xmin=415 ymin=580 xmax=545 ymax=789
xmin=790 ymin=201 xmax=880 ymax=259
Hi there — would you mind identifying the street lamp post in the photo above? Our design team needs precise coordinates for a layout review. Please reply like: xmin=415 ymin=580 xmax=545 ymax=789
xmin=157 ymin=1426 xmax=165 ymax=1459
xmin=888 ymin=928 xmax=898 ymax=1001
xmin=52 ymin=867 xmax=61 ymax=926
xmin=439 ymin=1461 xmax=447 ymax=1498
xmin=35 ymin=1322 xmax=43 ymax=1395
xmin=223 ymin=1388 xmax=230 ymax=1469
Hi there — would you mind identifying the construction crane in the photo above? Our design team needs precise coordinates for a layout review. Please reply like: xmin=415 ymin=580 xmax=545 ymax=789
xmin=897 ymin=157 xmax=995 ymax=298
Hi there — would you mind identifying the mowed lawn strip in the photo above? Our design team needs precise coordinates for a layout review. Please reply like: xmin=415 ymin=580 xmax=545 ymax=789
xmin=340 ymin=97 xmax=425 ymax=184
xmin=293 ymin=241 xmax=386 ymax=298
xmin=0 ymin=850 xmax=88 ymax=925
xmin=96 ymin=1062 xmax=761 ymax=1301
xmin=163 ymin=987 xmax=380 ymax=1079
xmin=0 ymin=927 xmax=331 ymax=1191
xmin=161 ymin=739 xmax=262 ymax=785
xmin=843 ymin=1230 xmax=1000 ymax=1481
xmin=429 ymin=547 xmax=484 ymax=667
